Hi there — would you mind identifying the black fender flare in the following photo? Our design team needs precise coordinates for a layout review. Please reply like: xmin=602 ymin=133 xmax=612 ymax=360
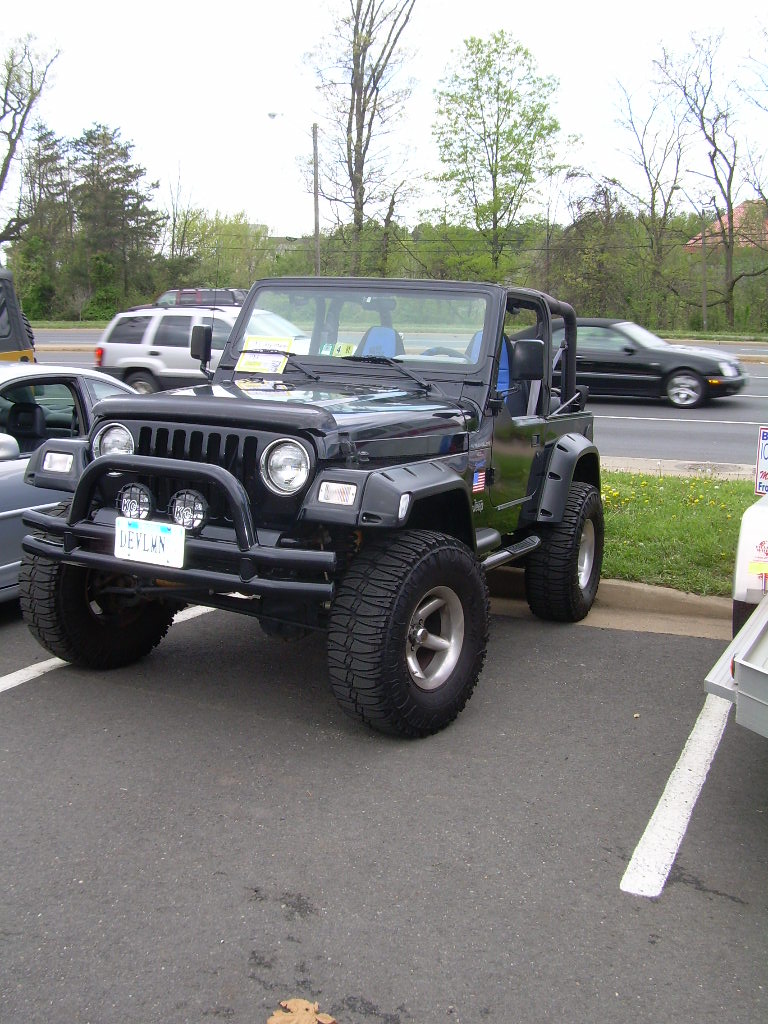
xmin=536 ymin=433 xmax=600 ymax=523
xmin=359 ymin=461 xmax=475 ymax=548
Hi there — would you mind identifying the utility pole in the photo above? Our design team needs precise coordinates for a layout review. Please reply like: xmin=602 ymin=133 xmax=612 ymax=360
xmin=312 ymin=123 xmax=320 ymax=276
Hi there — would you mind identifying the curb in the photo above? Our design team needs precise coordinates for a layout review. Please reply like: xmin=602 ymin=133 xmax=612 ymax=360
xmin=488 ymin=567 xmax=731 ymax=621
xmin=601 ymin=456 xmax=755 ymax=480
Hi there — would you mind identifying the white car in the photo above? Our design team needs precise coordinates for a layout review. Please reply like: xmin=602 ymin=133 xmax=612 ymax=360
xmin=95 ymin=305 xmax=308 ymax=393
xmin=0 ymin=364 xmax=135 ymax=601
xmin=95 ymin=306 xmax=241 ymax=394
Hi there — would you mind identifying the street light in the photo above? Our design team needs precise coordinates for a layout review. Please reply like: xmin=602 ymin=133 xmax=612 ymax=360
xmin=268 ymin=113 xmax=321 ymax=276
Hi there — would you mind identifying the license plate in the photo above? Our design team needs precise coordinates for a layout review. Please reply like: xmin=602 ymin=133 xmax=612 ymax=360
xmin=114 ymin=517 xmax=185 ymax=568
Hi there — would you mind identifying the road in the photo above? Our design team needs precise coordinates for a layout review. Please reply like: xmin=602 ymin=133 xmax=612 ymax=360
xmin=1 ymin=596 xmax=765 ymax=1024
xmin=33 ymin=331 xmax=768 ymax=467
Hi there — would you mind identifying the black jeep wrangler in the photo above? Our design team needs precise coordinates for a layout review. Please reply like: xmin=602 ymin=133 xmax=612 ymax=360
xmin=20 ymin=277 xmax=602 ymax=737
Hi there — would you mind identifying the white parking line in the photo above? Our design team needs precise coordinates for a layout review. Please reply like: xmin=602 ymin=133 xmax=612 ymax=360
xmin=620 ymin=693 xmax=732 ymax=898
xmin=0 ymin=605 xmax=213 ymax=695
xmin=0 ymin=657 xmax=66 ymax=694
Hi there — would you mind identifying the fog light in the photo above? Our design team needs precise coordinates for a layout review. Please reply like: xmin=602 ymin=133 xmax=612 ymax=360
xmin=116 ymin=483 xmax=154 ymax=520
xmin=169 ymin=489 xmax=208 ymax=531
xmin=318 ymin=481 xmax=357 ymax=506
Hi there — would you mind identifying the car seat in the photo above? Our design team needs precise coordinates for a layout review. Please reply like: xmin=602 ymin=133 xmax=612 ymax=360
xmin=497 ymin=339 xmax=530 ymax=416
xmin=464 ymin=330 xmax=484 ymax=362
xmin=7 ymin=401 xmax=47 ymax=453
xmin=355 ymin=325 xmax=404 ymax=358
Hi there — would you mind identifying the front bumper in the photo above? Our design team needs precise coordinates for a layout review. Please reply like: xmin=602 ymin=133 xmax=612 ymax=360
xmin=707 ymin=372 xmax=748 ymax=397
xmin=22 ymin=453 xmax=336 ymax=601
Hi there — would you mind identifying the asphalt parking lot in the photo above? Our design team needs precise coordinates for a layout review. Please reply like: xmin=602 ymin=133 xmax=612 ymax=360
xmin=1 ymin=591 xmax=766 ymax=1024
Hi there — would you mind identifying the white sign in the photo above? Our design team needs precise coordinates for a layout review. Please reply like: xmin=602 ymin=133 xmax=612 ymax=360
xmin=756 ymin=425 xmax=768 ymax=495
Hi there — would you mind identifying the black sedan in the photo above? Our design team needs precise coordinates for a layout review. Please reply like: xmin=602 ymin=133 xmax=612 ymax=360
xmin=552 ymin=318 xmax=747 ymax=408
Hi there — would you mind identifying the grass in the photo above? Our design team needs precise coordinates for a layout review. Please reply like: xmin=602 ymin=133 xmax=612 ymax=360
xmin=601 ymin=470 xmax=757 ymax=596
xmin=31 ymin=320 xmax=109 ymax=330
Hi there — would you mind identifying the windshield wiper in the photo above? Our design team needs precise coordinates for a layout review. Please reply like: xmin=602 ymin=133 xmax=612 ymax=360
xmin=237 ymin=349 xmax=319 ymax=382
xmin=341 ymin=355 xmax=435 ymax=393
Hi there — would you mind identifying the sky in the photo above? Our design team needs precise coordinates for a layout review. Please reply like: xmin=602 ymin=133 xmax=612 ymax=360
xmin=2 ymin=0 xmax=766 ymax=239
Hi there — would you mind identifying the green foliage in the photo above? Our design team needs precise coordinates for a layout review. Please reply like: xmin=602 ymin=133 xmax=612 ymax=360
xmin=432 ymin=30 xmax=560 ymax=270
xmin=602 ymin=471 xmax=755 ymax=595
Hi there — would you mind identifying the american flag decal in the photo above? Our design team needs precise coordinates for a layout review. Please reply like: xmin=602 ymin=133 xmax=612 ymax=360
xmin=472 ymin=469 xmax=486 ymax=493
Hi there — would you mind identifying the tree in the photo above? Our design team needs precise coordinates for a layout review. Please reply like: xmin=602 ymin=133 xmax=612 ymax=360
xmin=657 ymin=34 xmax=768 ymax=328
xmin=613 ymin=82 xmax=689 ymax=326
xmin=313 ymin=0 xmax=416 ymax=273
xmin=11 ymin=122 xmax=72 ymax=316
xmin=70 ymin=124 xmax=165 ymax=314
xmin=0 ymin=36 xmax=59 ymax=245
xmin=432 ymin=30 xmax=560 ymax=272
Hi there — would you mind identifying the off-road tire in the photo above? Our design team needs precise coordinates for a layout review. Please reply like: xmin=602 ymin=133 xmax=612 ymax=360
xmin=327 ymin=530 xmax=489 ymax=737
xmin=525 ymin=482 xmax=604 ymax=622
xmin=19 ymin=504 xmax=177 ymax=668
xmin=21 ymin=311 xmax=35 ymax=348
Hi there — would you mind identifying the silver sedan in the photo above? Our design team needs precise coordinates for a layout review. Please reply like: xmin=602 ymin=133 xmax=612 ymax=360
xmin=0 ymin=364 xmax=135 ymax=601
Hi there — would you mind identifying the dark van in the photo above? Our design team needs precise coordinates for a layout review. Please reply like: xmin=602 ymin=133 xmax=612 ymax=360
xmin=0 ymin=269 xmax=35 ymax=364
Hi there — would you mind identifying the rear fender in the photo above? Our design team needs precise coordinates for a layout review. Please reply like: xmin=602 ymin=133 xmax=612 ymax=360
xmin=536 ymin=434 xmax=600 ymax=523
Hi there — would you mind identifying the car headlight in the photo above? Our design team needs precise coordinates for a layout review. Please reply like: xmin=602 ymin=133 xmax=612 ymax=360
xmin=718 ymin=361 xmax=739 ymax=378
xmin=260 ymin=439 xmax=311 ymax=495
xmin=92 ymin=423 xmax=135 ymax=459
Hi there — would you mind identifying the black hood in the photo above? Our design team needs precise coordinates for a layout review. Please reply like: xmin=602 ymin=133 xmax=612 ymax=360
xmin=92 ymin=379 xmax=474 ymax=456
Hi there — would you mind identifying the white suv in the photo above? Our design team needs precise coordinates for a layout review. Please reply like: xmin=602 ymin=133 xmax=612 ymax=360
xmin=95 ymin=307 xmax=240 ymax=393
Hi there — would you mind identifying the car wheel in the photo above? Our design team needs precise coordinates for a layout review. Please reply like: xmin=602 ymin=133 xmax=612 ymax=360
xmin=19 ymin=506 xmax=177 ymax=668
xmin=525 ymin=482 xmax=604 ymax=622
xmin=665 ymin=370 xmax=705 ymax=408
xmin=327 ymin=530 xmax=489 ymax=737
xmin=125 ymin=370 xmax=158 ymax=394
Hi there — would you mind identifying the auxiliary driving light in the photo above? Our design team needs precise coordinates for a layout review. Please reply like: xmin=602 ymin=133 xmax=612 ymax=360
xmin=169 ymin=489 xmax=208 ymax=531
xmin=116 ymin=483 xmax=154 ymax=520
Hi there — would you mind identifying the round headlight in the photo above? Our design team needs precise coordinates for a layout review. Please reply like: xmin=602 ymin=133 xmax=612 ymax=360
xmin=93 ymin=423 xmax=134 ymax=459
xmin=260 ymin=439 xmax=311 ymax=495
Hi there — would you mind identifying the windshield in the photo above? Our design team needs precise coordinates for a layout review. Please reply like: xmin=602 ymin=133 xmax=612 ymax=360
xmin=226 ymin=282 xmax=491 ymax=377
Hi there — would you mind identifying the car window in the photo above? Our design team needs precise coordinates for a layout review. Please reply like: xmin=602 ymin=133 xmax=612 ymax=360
xmin=153 ymin=315 xmax=194 ymax=348
xmin=107 ymin=315 xmax=153 ymax=344
xmin=0 ymin=380 xmax=79 ymax=448
xmin=85 ymin=377 xmax=132 ymax=402
xmin=574 ymin=327 xmax=626 ymax=352
xmin=210 ymin=317 xmax=234 ymax=351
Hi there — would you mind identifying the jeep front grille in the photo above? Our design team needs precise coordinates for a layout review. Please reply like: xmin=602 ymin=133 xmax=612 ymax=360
xmin=136 ymin=425 xmax=259 ymax=483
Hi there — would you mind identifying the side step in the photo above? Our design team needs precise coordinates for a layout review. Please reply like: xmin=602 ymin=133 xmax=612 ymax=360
xmin=480 ymin=534 xmax=541 ymax=571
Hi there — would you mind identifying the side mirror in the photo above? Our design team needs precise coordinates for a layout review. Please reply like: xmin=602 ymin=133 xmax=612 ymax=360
xmin=0 ymin=432 xmax=21 ymax=460
xmin=191 ymin=324 xmax=213 ymax=368
xmin=510 ymin=338 xmax=545 ymax=381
